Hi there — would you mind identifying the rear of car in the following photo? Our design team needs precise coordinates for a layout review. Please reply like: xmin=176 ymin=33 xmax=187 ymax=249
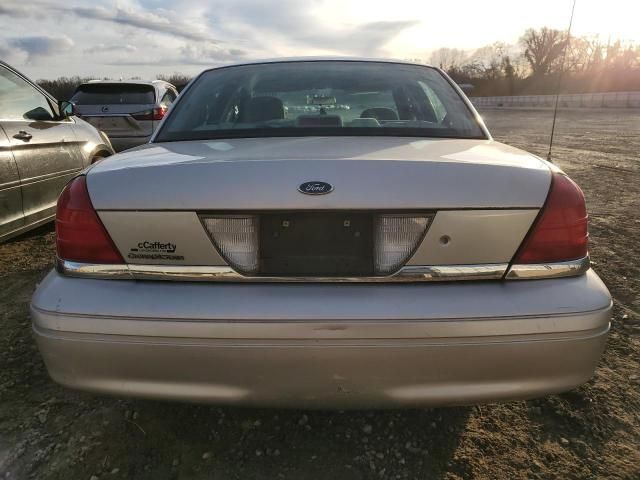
xmin=70 ymin=81 xmax=177 ymax=151
xmin=31 ymin=60 xmax=611 ymax=408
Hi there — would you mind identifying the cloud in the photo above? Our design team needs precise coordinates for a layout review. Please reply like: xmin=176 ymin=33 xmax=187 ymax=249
xmin=301 ymin=20 xmax=420 ymax=56
xmin=71 ymin=6 xmax=219 ymax=43
xmin=0 ymin=0 xmax=421 ymax=78
xmin=8 ymin=35 xmax=74 ymax=60
xmin=0 ymin=1 xmax=418 ymax=58
xmin=84 ymin=43 xmax=138 ymax=54
xmin=0 ymin=4 xmax=29 ymax=17
xmin=104 ymin=44 xmax=247 ymax=66
xmin=178 ymin=45 xmax=247 ymax=63
xmin=205 ymin=1 xmax=417 ymax=56
xmin=208 ymin=0 xmax=311 ymax=33
xmin=1 ymin=1 xmax=219 ymax=43
xmin=0 ymin=44 xmax=12 ymax=59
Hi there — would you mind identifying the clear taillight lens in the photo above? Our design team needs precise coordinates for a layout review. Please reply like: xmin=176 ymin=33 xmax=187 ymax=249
xmin=201 ymin=216 xmax=259 ymax=274
xmin=374 ymin=215 xmax=430 ymax=274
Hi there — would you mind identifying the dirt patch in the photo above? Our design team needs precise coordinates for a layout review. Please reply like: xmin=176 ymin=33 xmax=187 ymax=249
xmin=0 ymin=108 xmax=639 ymax=479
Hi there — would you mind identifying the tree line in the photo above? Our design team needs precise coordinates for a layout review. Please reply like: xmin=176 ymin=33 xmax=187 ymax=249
xmin=36 ymin=27 xmax=640 ymax=100
xmin=37 ymin=74 xmax=192 ymax=102
xmin=426 ymin=27 xmax=640 ymax=96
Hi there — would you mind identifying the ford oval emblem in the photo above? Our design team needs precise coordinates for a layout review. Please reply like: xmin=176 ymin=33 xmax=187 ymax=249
xmin=298 ymin=181 xmax=333 ymax=195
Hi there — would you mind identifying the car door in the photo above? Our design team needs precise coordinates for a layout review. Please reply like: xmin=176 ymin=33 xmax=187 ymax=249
xmin=0 ymin=64 xmax=84 ymax=226
xmin=0 ymin=124 xmax=23 ymax=238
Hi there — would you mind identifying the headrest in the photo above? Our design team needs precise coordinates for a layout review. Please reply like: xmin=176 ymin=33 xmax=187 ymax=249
xmin=243 ymin=96 xmax=285 ymax=123
xmin=360 ymin=107 xmax=399 ymax=121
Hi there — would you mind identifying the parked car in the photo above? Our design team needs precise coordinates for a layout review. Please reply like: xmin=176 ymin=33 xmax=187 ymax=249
xmin=69 ymin=80 xmax=178 ymax=152
xmin=31 ymin=59 xmax=611 ymax=408
xmin=0 ymin=61 xmax=114 ymax=242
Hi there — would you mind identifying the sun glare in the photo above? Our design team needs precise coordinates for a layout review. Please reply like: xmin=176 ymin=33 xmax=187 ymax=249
xmin=326 ymin=0 xmax=640 ymax=59
xmin=573 ymin=0 xmax=640 ymax=42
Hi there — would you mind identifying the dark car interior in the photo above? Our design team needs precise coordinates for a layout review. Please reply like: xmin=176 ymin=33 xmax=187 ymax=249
xmin=157 ymin=62 xmax=487 ymax=141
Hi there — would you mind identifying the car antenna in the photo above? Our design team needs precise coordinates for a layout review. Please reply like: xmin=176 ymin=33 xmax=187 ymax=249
xmin=547 ymin=0 xmax=577 ymax=162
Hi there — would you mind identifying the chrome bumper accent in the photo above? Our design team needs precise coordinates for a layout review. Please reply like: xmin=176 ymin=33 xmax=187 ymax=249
xmin=505 ymin=256 xmax=590 ymax=280
xmin=56 ymin=261 xmax=134 ymax=280
xmin=57 ymin=258 xmax=509 ymax=282
xmin=57 ymin=256 xmax=591 ymax=282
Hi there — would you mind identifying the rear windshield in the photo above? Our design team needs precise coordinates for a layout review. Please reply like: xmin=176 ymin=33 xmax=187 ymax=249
xmin=156 ymin=61 xmax=486 ymax=142
xmin=70 ymin=84 xmax=155 ymax=105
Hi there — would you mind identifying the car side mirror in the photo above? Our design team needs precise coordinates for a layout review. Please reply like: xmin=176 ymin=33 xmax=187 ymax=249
xmin=58 ymin=100 xmax=74 ymax=119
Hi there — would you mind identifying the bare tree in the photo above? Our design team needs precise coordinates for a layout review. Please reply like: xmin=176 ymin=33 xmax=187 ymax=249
xmin=604 ymin=41 xmax=640 ymax=70
xmin=156 ymin=73 xmax=192 ymax=92
xmin=520 ymin=27 xmax=567 ymax=75
xmin=37 ymin=76 xmax=102 ymax=101
xmin=466 ymin=42 xmax=513 ymax=79
xmin=429 ymin=48 xmax=468 ymax=71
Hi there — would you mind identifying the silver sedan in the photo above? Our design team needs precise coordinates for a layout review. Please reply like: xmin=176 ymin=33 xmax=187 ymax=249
xmin=0 ymin=61 xmax=114 ymax=242
xmin=31 ymin=59 xmax=611 ymax=408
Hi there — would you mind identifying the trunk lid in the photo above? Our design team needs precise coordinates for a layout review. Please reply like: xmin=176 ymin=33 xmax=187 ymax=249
xmin=74 ymin=104 xmax=156 ymax=137
xmin=71 ymin=83 xmax=157 ymax=137
xmin=87 ymin=137 xmax=551 ymax=210
xmin=89 ymin=137 xmax=550 ymax=273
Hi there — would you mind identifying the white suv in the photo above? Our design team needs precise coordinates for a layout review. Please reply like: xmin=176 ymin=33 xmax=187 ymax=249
xmin=70 ymin=80 xmax=178 ymax=151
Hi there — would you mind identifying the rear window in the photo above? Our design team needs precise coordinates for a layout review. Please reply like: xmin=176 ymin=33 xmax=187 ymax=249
xmin=156 ymin=61 xmax=486 ymax=142
xmin=70 ymin=84 xmax=155 ymax=105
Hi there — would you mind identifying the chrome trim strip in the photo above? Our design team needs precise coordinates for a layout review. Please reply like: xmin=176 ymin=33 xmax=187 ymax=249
xmin=57 ymin=261 xmax=134 ymax=280
xmin=57 ymin=258 xmax=508 ymax=283
xmin=505 ymin=256 xmax=590 ymax=280
xmin=397 ymin=264 xmax=507 ymax=281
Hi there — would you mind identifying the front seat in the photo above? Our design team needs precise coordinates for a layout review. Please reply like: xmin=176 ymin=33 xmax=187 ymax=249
xmin=360 ymin=107 xmax=399 ymax=121
xmin=242 ymin=96 xmax=285 ymax=123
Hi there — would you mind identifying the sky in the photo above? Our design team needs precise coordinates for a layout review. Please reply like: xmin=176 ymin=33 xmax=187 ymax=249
xmin=0 ymin=0 xmax=638 ymax=80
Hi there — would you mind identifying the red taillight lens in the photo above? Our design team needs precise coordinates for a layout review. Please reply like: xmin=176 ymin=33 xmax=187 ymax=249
xmin=514 ymin=173 xmax=588 ymax=264
xmin=56 ymin=176 xmax=123 ymax=264
xmin=131 ymin=106 xmax=166 ymax=121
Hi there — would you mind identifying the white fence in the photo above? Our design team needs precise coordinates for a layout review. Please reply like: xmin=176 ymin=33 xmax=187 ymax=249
xmin=471 ymin=91 xmax=640 ymax=109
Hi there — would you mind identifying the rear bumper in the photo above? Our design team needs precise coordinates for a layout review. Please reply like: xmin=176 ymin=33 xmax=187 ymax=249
xmin=109 ymin=135 xmax=151 ymax=152
xmin=31 ymin=270 xmax=612 ymax=408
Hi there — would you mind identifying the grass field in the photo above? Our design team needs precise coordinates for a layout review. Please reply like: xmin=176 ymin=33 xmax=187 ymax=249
xmin=0 ymin=108 xmax=638 ymax=479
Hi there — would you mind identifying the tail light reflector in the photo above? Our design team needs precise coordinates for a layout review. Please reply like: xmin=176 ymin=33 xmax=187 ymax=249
xmin=56 ymin=176 xmax=123 ymax=264
xmin=513 ymin=173 xmax=588 ymax=264
xmin=201 ymin=216 xmax=259 ymax=274
xmin=374 ymin=215 xmax=431 ymax=274
xmin=131 ymin=106 xmax=166 ymax=121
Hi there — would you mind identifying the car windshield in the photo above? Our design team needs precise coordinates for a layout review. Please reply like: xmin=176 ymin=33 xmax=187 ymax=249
xmin=155 ymin=61 xmax=486 ymax=141
xmin=71 ymin=84 xmax=155 ymax=105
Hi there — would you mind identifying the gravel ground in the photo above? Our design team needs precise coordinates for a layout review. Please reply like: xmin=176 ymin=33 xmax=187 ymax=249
xmin=0 ymin=108 xmax=639 ymax=479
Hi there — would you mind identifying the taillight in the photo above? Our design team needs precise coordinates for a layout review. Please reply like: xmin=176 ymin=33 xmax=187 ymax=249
xmin=374 ymin=215 xmax=431 ymax=274
xmin=513 ymin=173 xmax=588 ymax=264
xmin=56 ymin=176 xmax=123 ymax=264
xmin=201 ymin=216 xmax=259 ymax=274
xmin=131 ymin=106 xmax=166 ymax=121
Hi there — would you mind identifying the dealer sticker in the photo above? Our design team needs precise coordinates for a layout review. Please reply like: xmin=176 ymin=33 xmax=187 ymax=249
xmin=127 ymin=241 xmax=184 ymax=260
